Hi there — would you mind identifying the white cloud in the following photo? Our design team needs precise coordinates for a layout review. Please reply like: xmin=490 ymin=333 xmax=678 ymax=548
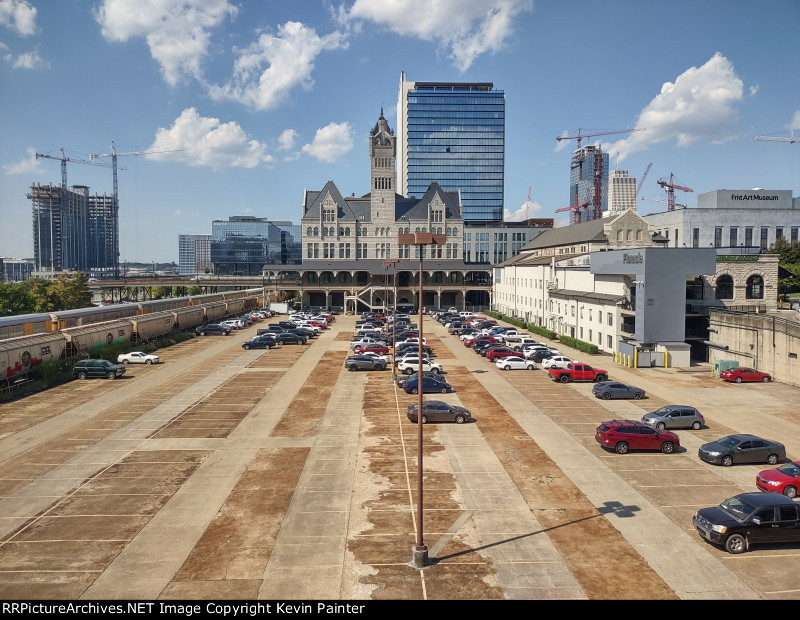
xmin=94 ymin=0 xmax=237 ymax=85
xmin=277 ymin=129 xmax=298 ymax=150
xmin=604 ymin=53 xmax=745 ymax=162
xmin=173 ymin=210 xmax=184 ymax=215
xmin=344 ymin=0 xmax=532 ymax=71
xmin=554 ymin=130 xmax=570 ymax=152
xmin=3 ymin=147 xmax=43 ymax=174
xmin=4 ymin=48 xmax=46 ymax=68
xmin=749 ymin=85 xmax=759 ymax=96
xmin=786 ymin=111 xmax=800 ymax=130
xmin=504 ymin=199 xmax=542 ymax=222
xmin=148 ymin=107 xmax=272 ymax=169
xmin=206 ymin=21 xmax=347 ymax=110
xmin=0 ymin=0 xmax=37 ymax=36
xmin=301 ymin=122 xmax=354 ymax=163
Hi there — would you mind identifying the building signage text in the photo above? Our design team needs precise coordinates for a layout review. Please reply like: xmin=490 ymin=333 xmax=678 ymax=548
xmin=731 ymin=194 xmax=779 ymax=201
xmin=716 ymin=255 xmax=759 ymax=262
xmin=623 ymin=252 xmax=643 ymax=264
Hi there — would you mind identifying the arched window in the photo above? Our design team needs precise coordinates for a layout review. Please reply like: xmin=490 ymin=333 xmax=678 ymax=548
xmin=345 ymin=227 xmax=350 ymax=236
xmin=446 ymin=227 xmax=452 ymax=236
xmin=746 ymin=274 xmax=764 ymax=299
xmin=715 ymin=275 xmax=734 ymax=300
xmin=626 ymin=229 xmax=632 ymax=241
xmin=360 ymin=227 xmax=367 ymax=236
xmin=635 ymin=229 xmax=642 ymax=240
xmin=338 ymin=227 xmax=344 ymax=236
xmin=415 ymin=227 xmax=421 ymax=233
xmin=452 ymin=227 xmax=458 ymax=236
xmin=307 ymin=227 xmax=312 ymax=236
xmin=313 ymin=227 xmax=319 ymax=236
xmin=617 ymin=230 xmax=623 ymax=241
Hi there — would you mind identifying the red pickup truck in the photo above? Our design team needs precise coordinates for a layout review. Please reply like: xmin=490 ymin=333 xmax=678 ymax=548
xmin=548 ymin=363 xmax=608 ymax=383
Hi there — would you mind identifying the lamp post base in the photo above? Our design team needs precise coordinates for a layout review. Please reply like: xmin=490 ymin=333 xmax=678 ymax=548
xmin=410 ymin=545 xmax=429 ymax=569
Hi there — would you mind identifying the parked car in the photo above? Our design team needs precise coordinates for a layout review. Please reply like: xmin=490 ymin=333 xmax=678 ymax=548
xmin=495 ymin=356 xmax=537 ymax=371
xmin=345 ymin=355 xmax=387 ymax=371
xmin=549 ymin=363 xmax=608 ymax=383
xmin=275 ymin=332 xmax=307 ymax=345
xmin=407 ymin=400 xmax=472 ymax=424
xmin=117 ymin=351 xmax=160 ymax=365
xmin=354 ymin=343 xmax=389 ymax=355
xmin=242 ymin=336 xmax=278 ymax=350
xmin=196 ymin=324 xmax=231 ymax=336
xmin=73 ymin=359 xmax=126 ymax=380
xmin=592 ymin=382 xmax=646 ymax=400
xmin=693 ymin=492 xmax=800 ymax=554
xmin=396 ymin=371 xmax=442 ymax=389
xmin=541 ymin=356 xmax=573 ymax=370
xmin=699 ymin=434 xmax=786 ymax=466
xmin=402 ymin=376 xmax=453 ymax=394
xmin=641 ymin=405 xmax=704 ymax=430
xmin=397 ymin=359 xmax=443 ymax=375
xmin=486 ymin=346 xmax=517 ymax=362
xmin=720 ymin=367 xmax=772 ymax=383
xmin=595 ymin=420 xmax=680 ymax=454
xmin=756 ymin=461 xmax=800 ymax=498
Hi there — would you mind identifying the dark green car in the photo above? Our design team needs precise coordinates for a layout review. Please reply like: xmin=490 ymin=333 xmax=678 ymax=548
xmin=73 ymin=359 xmax=126 ymax=380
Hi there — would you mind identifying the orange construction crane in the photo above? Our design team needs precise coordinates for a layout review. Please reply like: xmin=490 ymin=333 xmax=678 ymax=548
xmin=657 ymin=173 xmax=693 ymax=212
xmin=555 ymin=196 xmax=591 ymax=226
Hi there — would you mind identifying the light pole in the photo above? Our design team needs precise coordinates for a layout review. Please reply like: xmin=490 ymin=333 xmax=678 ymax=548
xmin=397 ymin=232 xmax=445 ymax=569
xmin=383 ymin=258 xmax=402 ymax=380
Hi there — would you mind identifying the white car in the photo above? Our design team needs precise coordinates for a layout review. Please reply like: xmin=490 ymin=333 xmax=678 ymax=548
xmin=395 ymin=352 xmax=432 ymax=366
xmin=117 ymin=351 xmax=161 ymax=365
xmin=396 ymin=337 xmax=427 ymax=348
xmin=541 ymin=356 xmax=574 ymax=370
xmin=358 ymin=351 xmax=390 ymax=364
xmin=495 ymin=356 xmax=536 ymax=371
xmin=296 ymin=322 xmax=321 ymax=333
xmin=397 ymin=359 xmax=443 ymax=375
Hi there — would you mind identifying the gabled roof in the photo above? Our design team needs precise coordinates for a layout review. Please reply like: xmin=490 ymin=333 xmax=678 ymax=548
xmin=521 ymin=218 xmax=609 ymax=251
xmin=304 ymin=181 xmax=361 ymax=221
xmin=398 ymin=183 xmax=462 ymax=221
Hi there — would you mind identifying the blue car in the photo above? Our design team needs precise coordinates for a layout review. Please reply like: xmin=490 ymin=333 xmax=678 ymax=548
xmin=403 ymin=376 xmax=453 ymax=395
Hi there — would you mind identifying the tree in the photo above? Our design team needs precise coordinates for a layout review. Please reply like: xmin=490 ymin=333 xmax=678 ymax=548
xmin=0 ymin=282 xmax=35 ymax=315
xmin=23 ymin=278 xmax=57 ymax=312
xmin=51 ymin=273 xmax=93 ymax=309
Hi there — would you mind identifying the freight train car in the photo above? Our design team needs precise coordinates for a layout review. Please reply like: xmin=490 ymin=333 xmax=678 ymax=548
xmin=223 ymin=298 xmax=246 ymax=316
xmin=202 ymin=302 xmax=228 ymax=323
xmin=0 ymin=313 xmax=53 ymax=340
xmin=130 ymin=311 xmax=176 ymax=342
xmin=51 ymin=304 xmax=140 ymax=329
xmin=172 ymin=306 xmax=205 ymax=331
xmin=61 ymin=320 xmax=132 ymax=356
xmin=1 ymin=333 xmax=66 ymax=380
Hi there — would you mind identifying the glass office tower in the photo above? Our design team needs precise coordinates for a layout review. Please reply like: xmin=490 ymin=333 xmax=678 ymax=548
xmin=398 ymin=73 xmax=505 ymax=224
xmin=210 ymin=216 xmax=301 ymax=275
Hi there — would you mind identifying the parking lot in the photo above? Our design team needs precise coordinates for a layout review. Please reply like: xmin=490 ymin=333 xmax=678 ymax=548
xmin=0 ymin=314 xmax=798 ymax=600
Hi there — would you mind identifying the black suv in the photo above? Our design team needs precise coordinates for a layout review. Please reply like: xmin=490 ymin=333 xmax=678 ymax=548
xmin=694 ymin=492 xmax=800 ymax=554
xmin=73 ymin=359 xmax=126 ymax=380
xmin=196 ymin=324 xmax=231 ymax=336
xmin=275 ymin=332 xmax=307 ymax=345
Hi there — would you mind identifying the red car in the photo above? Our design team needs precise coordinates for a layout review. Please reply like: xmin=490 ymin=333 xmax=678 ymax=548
xmin=464 ymin=335 xmax=496 ymax=347
xmin=720 ymin=367 xmax=772 ymax=383
xmin=595 ymin=420 xmax=680 ymax=454
xmin=756 ymin=460 xmax=800 ymax=498
xmin=486 ymin=346 xmax=517 ymax=362
xmin=355 ymin=344 xmax=389 ymax=355
xmin=309 ymin=320 xmax=328 ymax=329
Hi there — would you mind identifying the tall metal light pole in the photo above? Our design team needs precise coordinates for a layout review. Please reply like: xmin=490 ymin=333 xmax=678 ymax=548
xmin=398 ymin=233 xmax=445 ymax=569
xmin=383 ymin=258 xmax=402 ymax=380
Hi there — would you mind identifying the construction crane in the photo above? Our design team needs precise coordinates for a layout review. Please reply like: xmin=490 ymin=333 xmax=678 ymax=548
xmin=90 ymin=142 xmax=180 ymax=277
xmin=525 ymin=187 xmax=532 ymax=221
xmin=657 ymin=173 xmax=693 ymax=212
xmin=555 ymin=196 xmax=591 ymax=226
xmin=755 ymin=130 xmax=799 ymax=144
xmin=641 ymin=196 xmax=687 ymax=210
xmin=635 ymin=163 xmax=653 ymax=204
xmin=556 ymin=127 xmax=646 ymax=150
xmin=35 ymin=148 xmax=117 ymax=194
xmin=557 ymin=128 xmax=647 ymax=222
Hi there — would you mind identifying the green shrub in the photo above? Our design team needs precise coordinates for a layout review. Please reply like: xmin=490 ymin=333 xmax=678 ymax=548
xmin=558 ymin=335 xmax=599 ymax=355
xmin=526 ymin=324 xmax=558 ymax=340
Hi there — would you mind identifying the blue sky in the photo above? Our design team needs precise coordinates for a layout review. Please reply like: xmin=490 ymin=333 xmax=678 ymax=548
xmin=1 ymin=0 xmax=798 ymax=263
